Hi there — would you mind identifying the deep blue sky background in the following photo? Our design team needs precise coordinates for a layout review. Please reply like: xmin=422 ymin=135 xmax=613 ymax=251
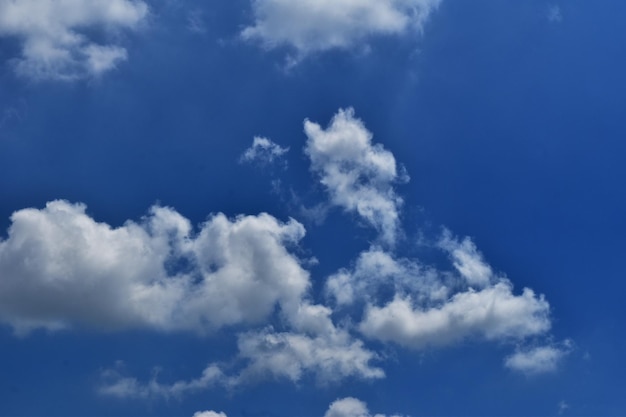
xmin=1 ymin=1 xmax=625 ymax=416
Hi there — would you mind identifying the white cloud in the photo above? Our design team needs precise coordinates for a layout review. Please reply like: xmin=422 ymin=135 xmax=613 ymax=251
xmin=242 ymin=0 xmax=442 ymax=58
xmin=0 ymin=200 xmax=310 ymax=335
xmin=325 ymin=246 xmax=448 ymax=306
xmin=232 ymin=326 xmax=384 ymax=384
xmin=193 ymin=412 xmax=227 ymax=417
xmin=439 ymin=229 xmax=493 ymax=288
xmin=504 ymin=342 xmax=571 ymax=374
xmin=325 ymin=397 xmax=401 ymax=417
xmin=240 ymin=136 xmax=289 ymax=165
xmin=0 ymin=0 xmax=148 ymax=80
xmin=360 ymin=281 xmax=551 ymax=349
xmin=325 ymin=397 xmax=370 ymax=417
xmin=304 ymin=108 xmax=406 ymax=245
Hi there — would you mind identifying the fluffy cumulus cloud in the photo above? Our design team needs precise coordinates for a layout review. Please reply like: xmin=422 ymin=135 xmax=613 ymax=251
xmin=505 ymin=341 xmax=572 ymax=375
xmin=0 ymin=0 xmax=148 ymax=80
xmin=325 ymin=397 xmax=400 ymax=417
xmin=0 ymin=200 xmax=310 ymax=334
xmin=360 ymin=281 xmax=551 ymax=349
xmin=337 ymin=230 xmax=553 ymax=350
xmin=240 ymin=136 xmax=289 ymax=165
xmin=305 ymin=108 xmax=405 ymax=245
xmin=242 ymin=0 xmax=442 ymax=57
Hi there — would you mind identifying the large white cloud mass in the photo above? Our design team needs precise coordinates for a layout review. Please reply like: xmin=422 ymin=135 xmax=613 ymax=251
xmin=0 ymin=200 xmax=310 ymax=334
xmin=305 ymin=108 xmax=405 ymax=245
xmin=0 ymin=0 xmax=148 ymax=80
xmin=242 ymin=0 xmax=442 ymax=57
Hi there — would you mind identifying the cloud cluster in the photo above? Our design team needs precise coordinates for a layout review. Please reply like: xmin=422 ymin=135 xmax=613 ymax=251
xmin=0 ymin=108 xmax=567 ymax=401
xmin=0 ymin=0 xmax=148 ymax=80
xmin=242 ymin=0 xmax=442 ymax=58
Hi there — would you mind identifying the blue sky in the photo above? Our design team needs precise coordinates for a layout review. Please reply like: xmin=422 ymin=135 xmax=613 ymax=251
xmin=0 ymin=1 xmax=625 ymax=416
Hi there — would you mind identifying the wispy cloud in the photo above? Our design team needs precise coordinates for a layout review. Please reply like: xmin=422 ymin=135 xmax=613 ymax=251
xmin=547 ymin=5 xmax=563 ymax=23
xmin=240 ymin=136 xmax=289 ymax=165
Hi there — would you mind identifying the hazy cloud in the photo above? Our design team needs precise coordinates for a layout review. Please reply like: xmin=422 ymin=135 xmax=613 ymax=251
xmin=547 ymin=5 xmax=562 ymax=23
xmin=242 ymin=0 xmax=442 ymax=60
xmin=0 ymin=0 xmax=148 ymax=80
xmin=505 ymin=341 xmax=572 ymax=374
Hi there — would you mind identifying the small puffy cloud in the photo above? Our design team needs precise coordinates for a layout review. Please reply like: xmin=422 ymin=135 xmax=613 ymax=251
xmin=325 ymin=397 xmax=370 ymax=417
xmin=193 ymin=412 xmax=227 ymax=417
xmin=240 ymin=136 xmax=289 ymax=165
xmin=325 ymin=397 xmax=401 ymax=417
xmin=0 ymin=0 xmax=148 ymax=80
xmin=242 ymin=0 xmax=442 ymax=58
xmin=360 ymin=281 xmax=551 ymax=349
xmin=0 ymin=200 xmax=309 ymax=335
xmin=505 ymin=341 xmax=572 ymax=374
xmin=304 ymin=108 xmax=405 ymax=245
